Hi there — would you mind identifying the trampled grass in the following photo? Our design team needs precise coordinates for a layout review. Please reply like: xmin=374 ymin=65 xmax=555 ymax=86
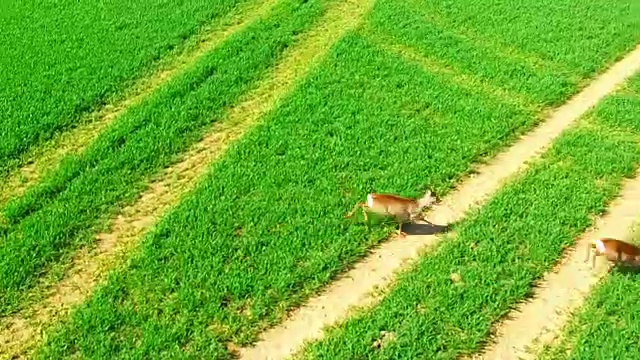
xmin=0 ymin=0 xmax=258 ymax=175
xmin=296 ymin=75 xmax=640 ymax=359
xmin=0 ymin=0 xmax=330 ymax=316
xmin=364 ymin=0 xmax=640 ymax=107
xmin=31 ymin=31 xmax=640 ymax=358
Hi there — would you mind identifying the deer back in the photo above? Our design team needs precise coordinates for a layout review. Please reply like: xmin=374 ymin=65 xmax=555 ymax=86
xmin=369 ymin=194 xmax=416 ymax=217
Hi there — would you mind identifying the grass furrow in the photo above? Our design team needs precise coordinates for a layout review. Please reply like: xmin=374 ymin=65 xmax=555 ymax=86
xmin=296 ymin=75 xmax=640 ymax=359
xmin=400 ymin=0 xmax=640 ymax=78
xmin=535 ymin=95 xmax=640 ymax=360
xmin=31 ymin=31 xmax=635 ymax=358
xmin=364 ymin=0 xmax=640 ymax=107
xmin=0 ymin=0 xmax=330 ymax=316
xmin=363 ymin=0 xmax=570 ymax=107
xmin=373 ymin=36 xmax=539 ymax=112
xmin=0 ymin=0 xmax=258 ymax=175
xmin=537 ymin=270 xmax=640 ymax=359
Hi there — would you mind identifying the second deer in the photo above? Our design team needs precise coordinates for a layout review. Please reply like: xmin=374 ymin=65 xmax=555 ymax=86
xmin=585 ymin=237 xmax=640 ymax=272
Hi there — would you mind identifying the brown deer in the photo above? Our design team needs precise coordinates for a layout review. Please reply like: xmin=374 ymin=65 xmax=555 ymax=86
xmin=345 ymin=190 xmax=437 ymax=237
xmin=585 ymin=237 xmax=640 ymax=272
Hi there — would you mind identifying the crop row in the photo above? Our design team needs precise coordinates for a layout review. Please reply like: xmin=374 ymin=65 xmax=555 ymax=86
xmin=298 ymin=73 xmax=640 ymax=360
xmin=5 ymin=0 xmax=640 ymax=357
xmin=0 ymin=0 xmax=264 ymax=175
xmin=538 ymin=80 xmax=640 ymax=360
xmin=25 ymin=1 xmax=640 ymax=357
xmin=0 ymin=0 xmax=332 ymax=316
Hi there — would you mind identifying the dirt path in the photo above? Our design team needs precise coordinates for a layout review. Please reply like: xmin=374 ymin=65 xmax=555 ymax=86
xmin=238 ymin=44 xmax=640 ymax=360
xmin=0 ymin=0 xmax=280 ymax=209
xmin=475 ymin=170 xmax=640 ymax=360
xmin=0 ymin=0 xmax=374 ymax=358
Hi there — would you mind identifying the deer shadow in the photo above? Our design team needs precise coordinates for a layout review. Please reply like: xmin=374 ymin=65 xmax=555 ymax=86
xmin=401 ymin=221 xmax=450 ymax=236
xmin=610 ymin=263 xmax=640 ymax=275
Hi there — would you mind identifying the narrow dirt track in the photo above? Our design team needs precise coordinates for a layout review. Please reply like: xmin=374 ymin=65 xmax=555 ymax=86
xmin=0 ymin=0 xmax=375 ymax=358
xmin=0 ymin=0 xmax=280 ymax=209
xmin=475 ymin=171 xmax=640 ymax=359
xmin=239 ymin=44 xmax=640 ymax=360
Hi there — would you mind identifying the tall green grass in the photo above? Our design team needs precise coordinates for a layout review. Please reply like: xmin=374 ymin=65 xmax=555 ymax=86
xmin=0 ymin=0 xmax=253 ymax=175
xmin=0 ymin=0 xmax=330 ymax=316
xmin=399 ymin=0 xmax=640 ymax=77
xmin=32 ymin=31 xmax=627 ymax=358
xmin=535 ymin=90 xmax=640 ymax=360
xmin=6 ymin=0 xmax=640 ymax=357
xmin=297 ymin=76 xmax=640 ymax=359
xmin=364 ymin=0 xmax=640 ymax=107
xmin=538 ymin=271 xmax=640 ymax=359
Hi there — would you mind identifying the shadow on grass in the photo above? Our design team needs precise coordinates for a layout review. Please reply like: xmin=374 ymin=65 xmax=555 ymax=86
xmin=402 ymin=221 xmax=450 ymax=236
xmin=611 ymin=263 xmax=640 ymax=275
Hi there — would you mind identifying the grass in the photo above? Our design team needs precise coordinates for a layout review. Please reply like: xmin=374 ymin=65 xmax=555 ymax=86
xmin=0 ymin=0 xmax=261 ymax=176
xmin=399 ymin=0 xmax=640 ymax=77
xmin=0 ymin=0 xmax=331 ymax=317
xmin=32 ymin=30 xmax=639 ymax=358
xmin=535 ymin=93 xmax=640 ymax=360
xmin=296 ymin=75 xmax=640 ymax=359
xmin=363 ymin=0 xmax=640 ymax=107
xmin=537 ymin=267 xmax=640 ymax=360
xmin=2 ymin=0 xmax=639 ymax=357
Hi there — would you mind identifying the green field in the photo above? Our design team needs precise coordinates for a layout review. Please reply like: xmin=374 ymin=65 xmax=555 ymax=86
xmin=1 ymin=0 xmax=640 ymax=358
xmin=0 ymin=0 xmax=331 ymax=316
xmin=0 ymin=0 xmax=267 ymax=176
xmin=297 ymin=74 xmax=640 ymax=360
xmin=536 ymin=88 xmax=640 ymax=360
xmin=538 ymin=266 xmax=640 ymax=359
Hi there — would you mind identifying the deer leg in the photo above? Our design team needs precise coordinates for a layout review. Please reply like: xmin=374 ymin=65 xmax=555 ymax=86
xmin=412 ymin=212 xmax=436 ymax=226
xmin=584 ymin=243 xmax=591 ymax=264
xmin=421 ymin=215 xmax=436 ymax=226
xmin=592 ymin=248 xmax=597 ymax=268
xmin=397 ymin=222 xmax=408 ymax=237
xmin=345 ymin=202 xmax=365 ymax=219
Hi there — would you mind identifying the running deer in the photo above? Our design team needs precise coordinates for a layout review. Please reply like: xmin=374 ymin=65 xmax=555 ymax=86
xmin=345 ymin=190 xmax=437 ymax=237
xmin=585 ymin=237 xmax=640 ymax=272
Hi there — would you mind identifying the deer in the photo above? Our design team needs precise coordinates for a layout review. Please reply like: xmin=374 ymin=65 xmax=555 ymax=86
xmin=345 ymin=190 xmax=437 ymax=237
xmin=584 ymin=237 xmax=640 ymax=272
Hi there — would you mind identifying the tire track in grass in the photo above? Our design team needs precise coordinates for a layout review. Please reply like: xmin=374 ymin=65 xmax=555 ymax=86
xmin=418 ymin=9 xmax=574 ymax=76
xmin=238 ymin=44 xmax=640 ymax=360
xmin=536 ymin=238 xmax=640 ymax=358
xmin=471 ymin=78 xmax=640 ymax=360
xmin=30 ymin=32 xmax=538 ymax=359
xmin=0 ymin=0 xmax=280 ymax=209
xmin=297 ymin=110 xmax=640 ymax=359
xmin=0 ymin=0 xmax=374 ymax=357
xmin=366 ymin=0 xmax=577 ymax=108
xmin=475 ymin=169 xmax=640 ymax=360
xmin=0 ymin=0 xmax=330 ymax=320
xmin=533 ymin=81 xmax=640 ymax=360
xmin=407 ymin=0 xmax=640 ymax=81
xmin=368 ymin=33 xmax=540 ymax=112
